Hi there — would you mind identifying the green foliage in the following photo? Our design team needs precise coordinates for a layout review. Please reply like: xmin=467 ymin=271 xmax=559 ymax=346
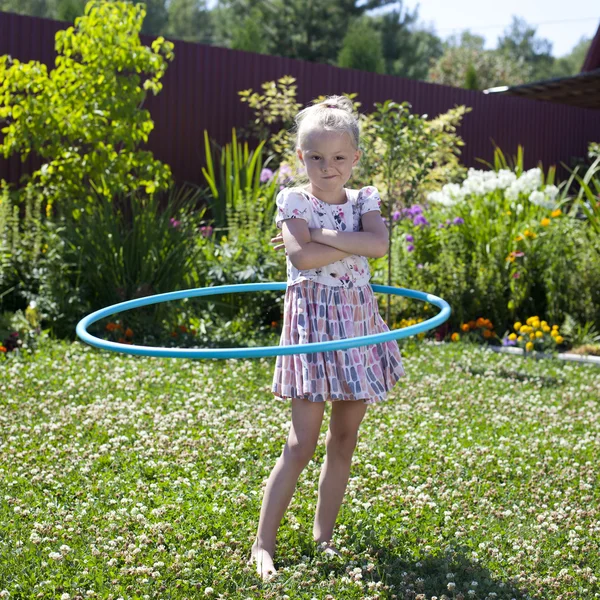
xmin=337 ymin=18 xmax=385 ymax=74
xmin=373 ymin=5 xmax=443 ymax=79
xmin=404 ymin=158 xmax=600 ymax=337
xmin=0 ymin=0 xmax=174 ymax=217
xmin=42 ymin=184 xmax=208 ymax=339
xmin=166 ymin=0 xmax=213 ymax=44
xmin=464 ymin=63 xmax=479 ymax=89
xmin=201 ymin=129 xmax=279 ymax=235
xmin=214 ymin=0 xmax=395 ymax=64
xmin=551 ymin=36 xmax=592 ymax=78
xmin=427 ymin=31 xmax=530 ymax=89
xmin=496 ymin=16 xmax=555 ymax=82
xmin=0 ymin=182 xmax=45 ymax=313
xmin=238 ymin=75 xmax=301 ymax=162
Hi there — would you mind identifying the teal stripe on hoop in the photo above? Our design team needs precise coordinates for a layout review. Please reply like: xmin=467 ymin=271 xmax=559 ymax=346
xmin=75 ymin=283 xmax=451 ymax=359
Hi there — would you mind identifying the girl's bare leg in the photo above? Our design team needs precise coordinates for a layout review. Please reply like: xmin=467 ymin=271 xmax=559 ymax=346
xmin=313 ymin=399 xmax=367 ymax=548
xmin=251 ymin=397 xmax=325 ymax=579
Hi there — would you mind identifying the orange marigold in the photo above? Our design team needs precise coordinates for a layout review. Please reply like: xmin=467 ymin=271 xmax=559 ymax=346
xmin=461 ymin=323 xmax=470 ymax=332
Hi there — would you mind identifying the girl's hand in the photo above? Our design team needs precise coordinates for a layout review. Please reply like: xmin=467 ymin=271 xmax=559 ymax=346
xmin=270 ymin=233 xmax=285 ymax=251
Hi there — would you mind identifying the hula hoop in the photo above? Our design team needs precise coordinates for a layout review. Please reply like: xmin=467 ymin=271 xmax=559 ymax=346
xmin=75 ymin=283 xmax=451 ymax=359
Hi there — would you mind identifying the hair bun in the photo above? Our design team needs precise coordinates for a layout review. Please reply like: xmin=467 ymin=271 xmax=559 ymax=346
xmin=320 ymin=95 xmax=354 ymax=114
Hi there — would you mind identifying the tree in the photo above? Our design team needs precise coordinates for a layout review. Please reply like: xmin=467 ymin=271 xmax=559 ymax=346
xmin=428 ymin=31 xmax=530 ymax=90
xmin=551 ymin=37 xmax=592 ymax=78
xmin=134 ymin=0 xmax=168 ymax=35
xmin=338 ymin=18 xmax=385 ymax=73
xmin=0 ymin=0 xmax=50 ymax=17
xmin=497 ymin=16 xmax=554 ymax=82
xmin=213 ymin=0 xmax=396 ymax=64
xmin=0 ymin=0 xmax=174 ymax=217
xmin=374 ymin=3 xmax=443 ymax=79
xmin=167 ymin=0 xmax=212 ymax=44
xmin=53 ymin=0 xmax=87 ymax=21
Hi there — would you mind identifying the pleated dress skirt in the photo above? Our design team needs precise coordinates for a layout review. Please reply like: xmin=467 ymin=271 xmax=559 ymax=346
xmin=272 ymin=280 xmax=405 ymax=404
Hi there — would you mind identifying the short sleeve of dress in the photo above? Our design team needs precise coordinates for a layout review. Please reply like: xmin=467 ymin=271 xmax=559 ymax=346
xmin=358 ymin=186 xmax=382 ymax=216
xmin=275 ymin=188 xmax=311 ymax=229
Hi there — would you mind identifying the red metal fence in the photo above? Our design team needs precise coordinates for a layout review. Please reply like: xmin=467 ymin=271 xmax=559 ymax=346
xmin=2 ymin=10 xmax=599 ymax=189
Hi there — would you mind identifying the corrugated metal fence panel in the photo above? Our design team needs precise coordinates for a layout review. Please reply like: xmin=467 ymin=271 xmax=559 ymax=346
xmin=2 ymin=11 xmax=600 ymax=189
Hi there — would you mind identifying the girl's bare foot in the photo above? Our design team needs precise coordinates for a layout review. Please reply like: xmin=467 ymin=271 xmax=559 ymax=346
xmin=248 ymin=541 xmax=277 ymax=580
xmin=315 ymin=540 xmax=342 ymax=558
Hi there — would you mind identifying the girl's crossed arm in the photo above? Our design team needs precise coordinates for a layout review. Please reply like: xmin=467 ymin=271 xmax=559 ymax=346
xmin=310 ymin=211 xmax=388 ymax=258
xmin=281 ymin=218 xmax=353 ymax=271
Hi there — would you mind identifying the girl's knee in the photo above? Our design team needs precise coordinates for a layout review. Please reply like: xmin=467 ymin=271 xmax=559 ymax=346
xmin=283 ymin=438 xmax=317 ymax=468
xmin=326 ymin=430 xmax=358 ymax=460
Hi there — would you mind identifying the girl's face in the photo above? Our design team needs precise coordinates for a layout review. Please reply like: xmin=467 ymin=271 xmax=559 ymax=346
xmin=297 ymin=129 xmax=360 ymax=194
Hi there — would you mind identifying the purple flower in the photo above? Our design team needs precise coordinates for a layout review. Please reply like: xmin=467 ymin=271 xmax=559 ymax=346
xmin=170 ymin=217 xmax=181 ymax=228
xmin=417 ymin=263 xmax=423 ymax=269
xmin=406 ymin=234 xmax=414 ymax=242
xmin=453 ymin=217 xmax=465 ymax=225
xmin=512 ymin=272 xmax=520 ymax=279
xmin=408 ymin=205 xmax=423 ymax=216
xmin=438 ymin=223 xmax=446 ymax=229
xmin=413 ymin=215 xmax=429 ymax=227
xmin=200 ymin=225 xmax=213 ymax=238
xmin=260 ymin=168 xmax=274 ymax=183
xmin=502 ymin=336 xmax=517 ymax=346
xmin=392 ymin=210 xmax=401 ymax=221
xmin=407 ymin=244 xmax=415 ymax=252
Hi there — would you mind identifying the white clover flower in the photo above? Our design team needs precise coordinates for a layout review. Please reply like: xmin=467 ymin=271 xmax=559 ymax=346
xmin=447 ymin=582 xmax=456 ymax=591
xmin=204 ymin=588 xmax=214 ymax=596
xmin=61 ymin=594 xmax=70 ymax=600
xmin=48 ymin=552 xmax=63 ymax=561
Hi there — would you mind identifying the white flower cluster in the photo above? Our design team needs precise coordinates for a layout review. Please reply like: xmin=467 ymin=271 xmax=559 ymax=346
xmin=427 ymin=167 xmax=559 ymax=210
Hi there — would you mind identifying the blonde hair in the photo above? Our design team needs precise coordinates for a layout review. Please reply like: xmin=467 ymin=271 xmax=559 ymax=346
xmin=295 ymin=95 xmax=360 ymax=150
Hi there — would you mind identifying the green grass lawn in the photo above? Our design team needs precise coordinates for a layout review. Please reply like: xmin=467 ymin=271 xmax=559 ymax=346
xmin=1 ymin=339 xmax=599 ymax=600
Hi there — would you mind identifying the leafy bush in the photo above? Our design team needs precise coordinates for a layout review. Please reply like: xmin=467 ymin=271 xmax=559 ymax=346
xmin=389 ymin=148 xmax=600 ymax=339
xmin=202 ymin=129 xmax=279 ymax=233
xmin=0 ymin=0 xmax=174 ymax=218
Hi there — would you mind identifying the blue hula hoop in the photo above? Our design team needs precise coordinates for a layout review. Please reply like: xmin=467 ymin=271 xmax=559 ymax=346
xmin=75 ymin=283 xmax=451 ymax=360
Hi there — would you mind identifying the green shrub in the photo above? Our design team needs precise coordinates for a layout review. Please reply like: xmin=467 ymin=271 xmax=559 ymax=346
xmin=0 ymin=0 xmax=174 ymax=218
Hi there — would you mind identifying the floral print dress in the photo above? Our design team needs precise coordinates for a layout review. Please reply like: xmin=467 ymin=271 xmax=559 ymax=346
xmin=271 ymin=186 xmax=405 ymax=404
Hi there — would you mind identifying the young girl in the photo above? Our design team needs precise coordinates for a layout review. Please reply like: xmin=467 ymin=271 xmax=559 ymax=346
xmin=250 ymin=95 xmax=405 ymax=579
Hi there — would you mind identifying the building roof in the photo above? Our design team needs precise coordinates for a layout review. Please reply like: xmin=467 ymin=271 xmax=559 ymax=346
xmin=483 ymin=21 xmax=600 ymax=109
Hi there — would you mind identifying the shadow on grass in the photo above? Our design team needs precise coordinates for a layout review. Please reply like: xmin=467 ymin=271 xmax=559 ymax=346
xmin=287 ymin=532 xmax=535 ymax=600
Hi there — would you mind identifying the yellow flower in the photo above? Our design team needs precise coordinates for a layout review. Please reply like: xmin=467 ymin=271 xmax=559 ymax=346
xmin=517 ymin=336 xmax=523 ymax=342
xmin=508 ymin=333 xmax=517 ymax=341
xmin=515 ymin=235 xmax=523 ymax=242
xmin=506 ymin=210 xmax=512 ymax=215
xmin=535 ymin=331 xmax=543 ymax=338
xmin=541 ymin=320 xmax=548 ymax=327
xmin=551 ymin=209 xmax=562 ymax=218
xmin=451 ymin=332 xmax=460 ymax=342
xmin=529 ymin=333 xmax=536 ymax=340
xmin=542 ymin=325 xmax=551 ymax=332
xmin=555 ymin=335 xmax=564 ymax=344
xmin=551 ymin=330 xmax=558 ymax=338
xmin=541 ymin=218 xmax=551 ymax=226
xmin=506 ymin=254 xmax=516 ymax=262
xmin=520 ymin=325 xmax=528 ymax=334
xmin=525 ymin=342 xmax=534 ymax=352
xmin=552 ymin=324 xmax=559 ymax=330
xmin=514 ymin=322 xmax=522 ymax=331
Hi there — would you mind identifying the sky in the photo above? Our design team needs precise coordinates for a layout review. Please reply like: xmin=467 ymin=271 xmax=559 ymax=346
xmin=403 ymin=0 xmax=599 ymax=57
